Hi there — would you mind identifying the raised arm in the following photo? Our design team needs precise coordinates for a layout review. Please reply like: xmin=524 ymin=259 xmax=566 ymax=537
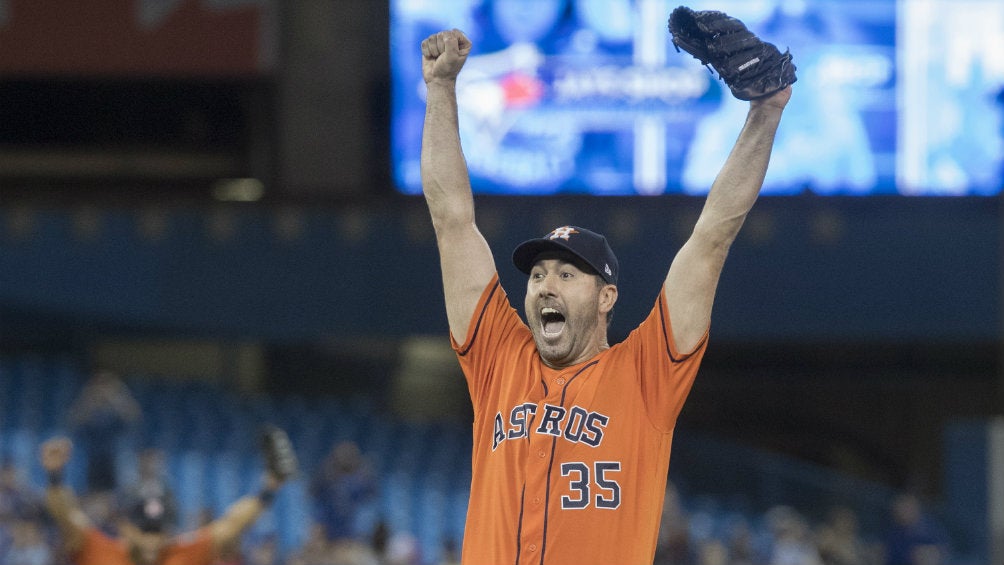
xmin=207 ymin=472 xmax=283 ymax=552
xmin=664 ymin=87 xmax=791 ymax=353
xmin=40 ymin=437 xmax=91 ymax=554
xmin=420 ymin=29 xmax=497 ymax=341
xmin=210 ymin=425 xmax=296 ymax=552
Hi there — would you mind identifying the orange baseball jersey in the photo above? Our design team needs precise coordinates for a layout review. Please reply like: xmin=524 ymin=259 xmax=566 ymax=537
xmin=72 ymin=527 xmax=214 ymax=565
xmin=452 ymin=274 xmax=707 ymax=565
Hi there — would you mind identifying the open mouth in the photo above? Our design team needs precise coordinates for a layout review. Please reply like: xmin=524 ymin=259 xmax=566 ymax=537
xmin=541 ymin=307 xmax=566 ymax=337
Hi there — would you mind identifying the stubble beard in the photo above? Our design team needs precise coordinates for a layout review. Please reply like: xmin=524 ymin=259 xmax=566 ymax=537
xmin=531 ymin=311 xmax=601 ymax=368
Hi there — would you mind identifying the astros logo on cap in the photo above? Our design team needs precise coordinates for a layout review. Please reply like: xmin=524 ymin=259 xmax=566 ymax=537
xmin=548 ymin=226 xmax=579 ymax=240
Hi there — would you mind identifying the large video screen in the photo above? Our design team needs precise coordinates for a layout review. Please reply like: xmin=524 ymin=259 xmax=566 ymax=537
xmin=391 ymin=0 xmax=1004 ymax=196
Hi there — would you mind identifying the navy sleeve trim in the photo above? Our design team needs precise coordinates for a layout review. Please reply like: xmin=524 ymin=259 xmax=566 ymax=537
xmin=658 ymin=293 xmax=685 ymax=364
xmin=457 ymin=279 xmax=501 ymax=357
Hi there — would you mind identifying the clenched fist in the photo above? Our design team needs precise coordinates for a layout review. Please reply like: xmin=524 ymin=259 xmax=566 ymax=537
xmin=421 ymin=29 xmax=472 ymax=84
xmin=40 ymin=436 xmax=73 ymax=473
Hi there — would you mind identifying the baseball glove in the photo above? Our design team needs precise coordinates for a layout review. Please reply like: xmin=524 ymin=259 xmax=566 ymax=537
xmin=261 ymin=425 xmax=298 ymax=480
xmin=668 ymin=6 xmax=796 ymax=101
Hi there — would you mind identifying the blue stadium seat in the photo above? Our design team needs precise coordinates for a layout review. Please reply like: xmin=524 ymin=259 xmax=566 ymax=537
xmin=272 ymin=478 xmax=312 ymax=557
xmin=172 ymin=450 xmax=208 ymax=530
xmin=382 ymin=471 xmax=414 ymax=534
xmin=207 ymin=451 xmax=243 ymax=514
xmin=12 ymin=357 xmax=45 ymax=432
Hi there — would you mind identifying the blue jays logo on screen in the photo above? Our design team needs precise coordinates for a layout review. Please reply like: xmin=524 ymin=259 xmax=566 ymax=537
xmin=391 ymin=0 xmax=1004 ymax=196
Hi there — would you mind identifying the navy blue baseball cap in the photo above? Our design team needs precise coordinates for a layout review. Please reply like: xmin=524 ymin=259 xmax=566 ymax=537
xmin=512 ymin=226 xmax=619 ymax=284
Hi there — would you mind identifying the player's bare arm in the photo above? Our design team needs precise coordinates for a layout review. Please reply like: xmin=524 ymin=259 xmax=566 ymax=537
xmin=420 ymin=29 xmax=497 ymax=341
xmin=208 ymin=424 xmax=297 ymax=551
xmin=664 ymin=86 xmax=791 ymax=354
xmin=39 ymin=437 xmax=90 ymax=554
xmin=207 ymin=471 xmax=283 ymax=551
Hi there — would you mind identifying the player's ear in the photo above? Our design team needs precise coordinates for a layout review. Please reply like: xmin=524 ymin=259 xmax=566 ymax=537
xmin=599 ymin=284 xmax=618 ymax=314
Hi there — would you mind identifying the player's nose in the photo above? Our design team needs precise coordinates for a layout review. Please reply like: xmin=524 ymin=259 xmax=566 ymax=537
xmin=536 ymin=274 xmax=559 ymax=297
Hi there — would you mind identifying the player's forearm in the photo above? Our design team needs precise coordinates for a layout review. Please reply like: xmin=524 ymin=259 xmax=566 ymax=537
xmin=224 ymin=494 xmax=267 ymax=529
xmin=45 ymin=485 xmax=87 ymax=550
xmin=210 ymin=493 xmax=269 ymax=550
xmin=695 ymin=104 xmax=783 ymax=247
xmin=421 ymin=79 xmax=476 ymax=231
xmin=45 ymin=485 xmax=78 ymax=523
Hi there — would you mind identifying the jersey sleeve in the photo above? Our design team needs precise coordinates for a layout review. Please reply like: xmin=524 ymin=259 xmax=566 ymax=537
xmin=623 ymin=291 xmax=709 ymax=432
xmin=450 ymin=274 xmax=533 ymax=414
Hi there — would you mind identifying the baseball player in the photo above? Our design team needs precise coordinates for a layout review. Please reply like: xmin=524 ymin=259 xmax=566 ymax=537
xmin=419 ymin=17 xmax=792 ymax=565
xmin=39 ymin=426 xmax=297 ymax=565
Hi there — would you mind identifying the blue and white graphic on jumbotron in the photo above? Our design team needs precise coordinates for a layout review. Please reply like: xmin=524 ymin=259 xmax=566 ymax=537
xmin=391 ymin=0 xmax=1003 ymax=196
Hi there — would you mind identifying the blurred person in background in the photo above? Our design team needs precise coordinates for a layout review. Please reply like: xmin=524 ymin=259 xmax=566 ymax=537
xmin=68 ymin=369 xmax=142 ymax=495
xmin=309 ymin=441 xmax=377 ymax=547
xmin=883 ymin=494 xmax=949 ymax=565
xmin=126 ymin=449 xmax=174 ymax=508
xmin=0 ymin=460 xmax=41 ymax=527
xmin=39 ymin=436 xmax=290 ymax=565
xmin=122 ymin=448 xmax=178 ymax=552
xmin=694 ymin=540 xmax=728 ymax=565
xmin=765 ymin=505 xmax=823 ymax=565
xmin=438 ymin=539 xmax=461 ymax=565
xmin=0 ymin=460 xmax=47 ymax=565
xmin=0 ymin=518 xmax=52 ymax=565
xmin=285 ymin=523 xmax=334 ymax=565
xmin=285 ymin=521 xmax=383 ymax=565
xmin=653 ymin=482 xmax=694 ymax=565
xmin=244 ymin=535 xmax=278 ymax=565
xmin=723 ymin=516 xmax=758 ymax=565
xmin=815 ymin=506 xmax=876 ymax=565
xmin=382 ymin=532 xmax=420 ymax=565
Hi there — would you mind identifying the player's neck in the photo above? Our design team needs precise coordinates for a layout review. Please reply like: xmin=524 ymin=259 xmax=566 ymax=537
xmin=540 ymin=341 xmax=610 ymax=370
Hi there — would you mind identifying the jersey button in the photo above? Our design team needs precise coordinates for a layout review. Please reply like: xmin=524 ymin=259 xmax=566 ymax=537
xmin=533 ymin=496 xmax=541 ymax=505
xmin=537 ymin=450 xmax=546 ymax=458
xmin=528 ymin=544 xmax=537 ymax=552
xmin=555 ymin=377 xmax=566 ymax=385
